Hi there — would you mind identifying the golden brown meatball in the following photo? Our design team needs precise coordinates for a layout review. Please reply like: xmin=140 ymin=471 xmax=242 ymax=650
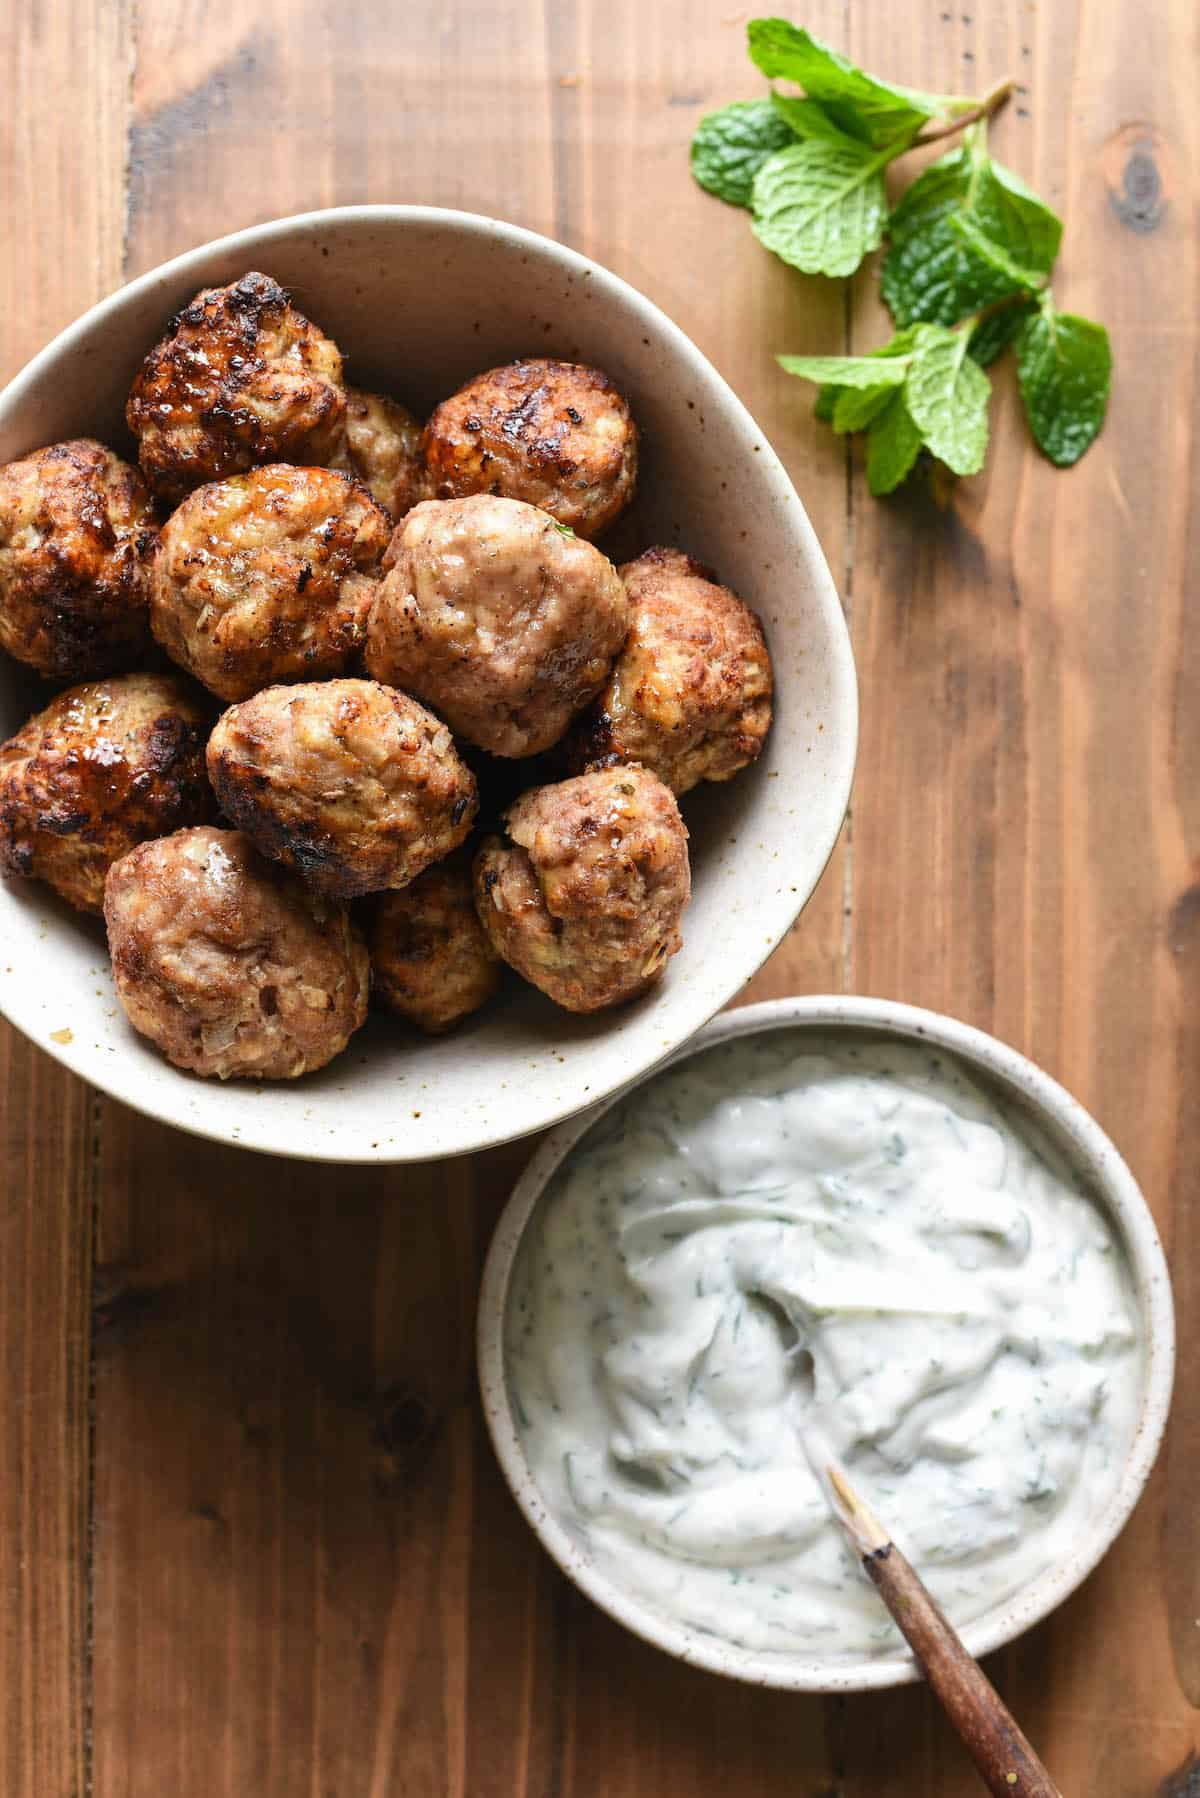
xmin=370 ymin=851 xmax=501 ymax=1032
xmin=0 ymin=439 xmax=156 ymax=679
xmin=206 ymin=679 xmax=477 ymax=899
xmin=473 ymin=765 xmax=689 ymax=1013
xmin=329 ymin=387 xmax=422 ymax=520
xmin=421 ymin=358 xmax=637 ymax=539
xmin=365 ymin=495 xmax=628 ymax=758
xmin=564 ymin=547 xmax=773 ymax=795
xmin=0 ymin=673 xmax=212 ymax=914
xmin=150 ymin=464 xmax=390 ymax=702
xmin=126 ymin=271 xmax=347 ymax=503
xmin=104 ymin=826 xmax=369 ymax=1079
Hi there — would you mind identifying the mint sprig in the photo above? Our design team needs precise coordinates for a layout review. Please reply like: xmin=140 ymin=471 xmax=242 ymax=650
xmin=689 ymin=20 xmax=1111 ymax=488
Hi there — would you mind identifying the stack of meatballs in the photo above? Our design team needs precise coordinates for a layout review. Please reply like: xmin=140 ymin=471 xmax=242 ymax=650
xmin=0 ymin=271 xmax=774 ymax=1082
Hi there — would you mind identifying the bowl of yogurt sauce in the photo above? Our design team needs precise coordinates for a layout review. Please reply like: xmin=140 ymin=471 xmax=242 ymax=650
xmin=478 ymin=996 xmax=1174 ymax=1690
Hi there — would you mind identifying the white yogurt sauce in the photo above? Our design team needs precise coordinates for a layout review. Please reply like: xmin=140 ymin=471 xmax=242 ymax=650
xmin=504 ymin=1032 xmax=1142 ymax=1658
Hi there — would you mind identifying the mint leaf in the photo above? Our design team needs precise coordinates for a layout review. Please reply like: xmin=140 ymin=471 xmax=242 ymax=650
xmin=881 ymin=139 xmax=1062 ymax=327
xmin=832 ymin=383 xmax=901 ymax=432
xmin=867 ymin=394 xmax=925 ymax=494
xmin=747 ymin=19 xmax=950 ymax=146
xmin=792 ymin=329 xmax=926 ymax=422
xmin=904 ymin=324 xmax=991 ymax=475
xmin=777 ymin=352 xmax=910 ymax=387
xmin=967 ymin=299 xmax=1036 ymax=366
xmin=814 ymin=383 xmax=840 ymax=422
xmin=976 ymin=159 xmax=1063 ymax=272
xmin=1015 ymin=301 xmax=1112 ymax=466
xmin=769 ymin=91 xmax=860 ymax=145
xmin=949 ymin=214 xmax=1046 ymax=292
xmin=752 ymin=138 xmax=891 ymax=278
xmin=691 ymin=100 xmax=796 ymax=208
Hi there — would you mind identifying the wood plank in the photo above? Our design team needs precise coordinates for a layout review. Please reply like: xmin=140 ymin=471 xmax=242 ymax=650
xmin=91 ymin=3 xmax=852 ymax=1794
xmin=846 ymin=1 xmax=1199 ymax=1792
xmin=0 ymin=1 xmax=132 ymax=1792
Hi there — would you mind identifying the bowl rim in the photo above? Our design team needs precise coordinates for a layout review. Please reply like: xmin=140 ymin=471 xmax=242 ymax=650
xmin=476 ymin=993 xmax=1176 ymax=1691
xmin=0 ymin=204 xmax=858 ymax=1162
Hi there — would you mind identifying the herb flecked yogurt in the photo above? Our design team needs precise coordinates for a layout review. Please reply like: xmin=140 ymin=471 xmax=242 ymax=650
xmin=503 ymin=1031 xmax=1144 ymax=1659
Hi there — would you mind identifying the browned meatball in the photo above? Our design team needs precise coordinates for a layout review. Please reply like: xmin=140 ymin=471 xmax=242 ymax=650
xmin=104 ymin=826 xmax=369 ymax=1079
xmin=0 ymin=673 xmax=212 ymax=914
xmin=0 ymin=439 xmax=156 ymax=679
xmin=206 ymin=679 xmax=477 ymax=899
xmin=473 ymin=765 xmax=689 ymax=1013
xmin=370 ymin=851 xmax=501 ymax=1032
xmin=126 ymin=271 xmax=347 ymax=503
xmin=421 ymin=358 xmax=637 ymax=539
xmin=329 ymin=387 xmax=422 ymax=520
xmin=150 ymin=464 xmax=390 ymax=702
xmin=365 ymin=495 xmax=628 ymax=758
xmin=564 ymin=547 xmax=773 ymax=795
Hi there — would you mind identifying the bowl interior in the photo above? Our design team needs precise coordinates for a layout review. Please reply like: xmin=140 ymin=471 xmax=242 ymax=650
xmin=0 ymin=207 xmax=856 ymax=1162
xmin=477 ymin=996 xmax=1175 ymax=1691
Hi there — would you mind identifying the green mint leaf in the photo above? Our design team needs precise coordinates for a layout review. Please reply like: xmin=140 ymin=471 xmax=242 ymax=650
xmin=796 ymin=330 xmax=926 ymax=424
xmin=769 ymin=90 xmax=863 ymax=146
xmin=975 ymin=159 xmax=1063 ymax=272
xmin=904 ymin=323 xmax=991 ymax=475
xmin=866 ymin=393 xmax=925 ymax=494
xmin=690 ymin=99 xmax=796 ymax=208
xmin=747 ymin=18 xmax=949 ymax=146
xmin=948 ymin=214 xmax=1047 ymax=292
xmin=752 ymin=138 xmax=890 ymax=278
xmin=1015 ymin=301 xmax=1112 ymax=466
xmin=832 ymin=383 xmax=903 ymax=432
xmin=881 ymin=140 xmax=1062 ymax=327
xmin=777 ymin=352 xmax=910 ymax=388
xmin=967 ymin=299 xmax=1036 ymax=366
xmin=814 ymin=383 xmax=840 ymax=422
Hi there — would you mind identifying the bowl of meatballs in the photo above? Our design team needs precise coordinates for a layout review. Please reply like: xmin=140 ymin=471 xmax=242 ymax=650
xmin=0 ymin=207 xmax=856 ymax=1161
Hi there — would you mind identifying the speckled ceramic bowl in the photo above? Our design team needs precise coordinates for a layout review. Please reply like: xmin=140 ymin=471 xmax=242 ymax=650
xmin=478 ymin=995 xmax=1175 ymax=1691
xmin=0 ymin=206 xmax=856 ymax=1161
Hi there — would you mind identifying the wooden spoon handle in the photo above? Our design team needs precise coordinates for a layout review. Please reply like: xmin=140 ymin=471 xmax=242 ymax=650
xmin=865 ymin=1543 xmax=1062 ymax=1798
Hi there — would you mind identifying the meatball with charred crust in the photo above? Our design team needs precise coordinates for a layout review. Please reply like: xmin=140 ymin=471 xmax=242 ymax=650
xmin=104 ymin=826 xmax=369 ymax=1079
xmin=0 ymin=673 xmax=212 ymax=913
xmin=564 ymin=547 xmax=773 ymax=795
xmin=0 ymin=440 xmax=156 ymax=679
xmin=329 ymin=388 xmax=422 ymax=520
xmin=207 ymin=679 xmax=477 ymax=899
xmin=473 ymin=765 xmax=689 ymax=1013
xmin=365 ymin=494 xmax=629 ymax=758
xmin=126 ymin=271 xmax=347 ymax=503
xmin=421 ymin=358 xmax=637 ymax=539
xmin=371 ymin=851 xmax=501 ymax=1033
xmin=150 ymin=464 xmax=390 ymax=702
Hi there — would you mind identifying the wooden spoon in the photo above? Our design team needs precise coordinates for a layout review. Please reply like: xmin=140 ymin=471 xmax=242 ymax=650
xmin=825 ymin=1464 xmax=1063 ymax=1798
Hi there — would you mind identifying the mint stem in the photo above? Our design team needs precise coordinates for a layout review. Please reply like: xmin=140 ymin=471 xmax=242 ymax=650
xmin=906 ymin=77 xmax=1014 ymax=149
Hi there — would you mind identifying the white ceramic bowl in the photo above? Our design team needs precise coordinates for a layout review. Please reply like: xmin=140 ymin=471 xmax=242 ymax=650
xmin=0 ymin=206 xmax=856 ymax=1162
xmin=478 ymin=995 xmax=1175 ymax=1691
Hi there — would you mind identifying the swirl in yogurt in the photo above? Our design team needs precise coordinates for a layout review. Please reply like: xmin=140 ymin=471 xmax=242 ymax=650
xmin=504 ymin=1033 xmax=1142 ymax=1657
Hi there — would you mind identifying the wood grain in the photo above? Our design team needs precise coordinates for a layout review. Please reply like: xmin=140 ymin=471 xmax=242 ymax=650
xmin=0 ymin=0 xmax=1196 ymax=1794
xmin=0 ymin=0 xmax=130 ymax=1792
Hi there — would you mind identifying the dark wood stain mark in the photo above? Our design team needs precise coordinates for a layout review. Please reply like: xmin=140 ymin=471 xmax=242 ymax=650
xmin=1169 ymin=880 xmax=1200 ymax=955
xmin=1104 ymin=122 xmax=1169 ymax=232
xmin=126 ymin=34 xmax=275 ymax=239
xmin=1159 ymin=1750 xmax=1200 ymax=1798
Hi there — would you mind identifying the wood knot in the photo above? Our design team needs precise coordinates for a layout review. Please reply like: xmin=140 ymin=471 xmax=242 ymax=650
xmin=1157 ymin=1750 xmax=1200 ymax=1798
xmin=370 ymin=1383 xmax=440 ymax=1493
xmin=1169 ymin=880 xmax=1200 ymax=957
xmin=1103 ymin=122 xmax=1170 ymax=233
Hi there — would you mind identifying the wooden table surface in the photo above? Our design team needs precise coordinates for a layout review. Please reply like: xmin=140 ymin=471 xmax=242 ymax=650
xmin=2 ymin=1 xmax=1196 ymax=1792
